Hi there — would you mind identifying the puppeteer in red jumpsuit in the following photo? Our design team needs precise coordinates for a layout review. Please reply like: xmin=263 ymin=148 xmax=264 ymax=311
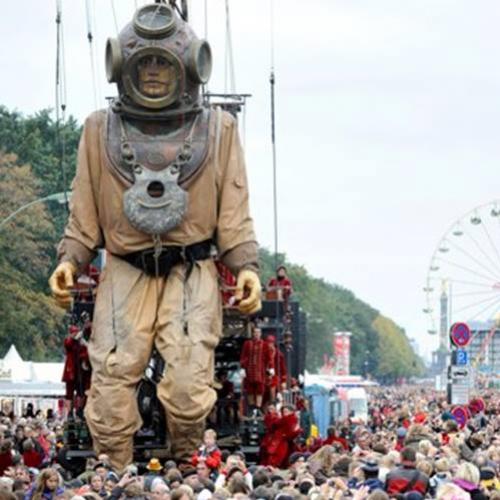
xmin=267 ymin=266 xmax=293 ymax=301
xmin=62 ymin=325 xmax=91 ymax=414
xmin=261 ymin=405 xmax=301 ymax=468
xmin=265 ymin=335 xmax=287 ymax=402
xmin=240 ymin=325 xmax=273 ymax=409
xmin=216 ymin=261 xmax=238 ymax=306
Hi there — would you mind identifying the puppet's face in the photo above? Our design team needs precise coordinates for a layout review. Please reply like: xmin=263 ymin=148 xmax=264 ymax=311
xmin=252 ymin=328 xmax=262 ymax=340
xmin=137 ymin=55 xmax=176 ymax=97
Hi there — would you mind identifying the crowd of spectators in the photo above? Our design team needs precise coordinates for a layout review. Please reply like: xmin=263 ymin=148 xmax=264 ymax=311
xmin=0 ymin=387 xmax=497 ymax=500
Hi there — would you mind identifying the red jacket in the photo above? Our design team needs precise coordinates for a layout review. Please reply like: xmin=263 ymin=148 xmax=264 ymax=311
xmin=268 ymin=349 xmax=286 ymax=388
xmin=261 ymin=413 xmax=302 ymax=468
xmin=62 ymin=336 xmax=90 ymax=383
xmin=240 ymin=339 xmax=273 ymax=384
xmin=385 ymin=465 xmax=429 ymax=495
xmin=260 ymin=411 xmax=281 ymax=464
xmin=0 ymin=451 xmax=12 ymax=475
xmin=267 ymin=277 xmax=293 ymax=299
xmin=23 ymin=449 xmax=42 ymax=468
xmin=323 ymin=435 xmax=349 ymax=451
xmin=191 ymin=446 xmax=222 ymax=471
xmin=216 ymin=261 xmax=237 ymax=305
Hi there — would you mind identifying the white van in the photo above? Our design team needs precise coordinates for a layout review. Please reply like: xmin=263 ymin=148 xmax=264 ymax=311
xmin=347 ymin=387 xmax=368 ymax=424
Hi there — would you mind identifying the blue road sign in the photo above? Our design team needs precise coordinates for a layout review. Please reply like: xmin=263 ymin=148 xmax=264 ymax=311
xmin=456 ymin=349 xmax=468 ymax=366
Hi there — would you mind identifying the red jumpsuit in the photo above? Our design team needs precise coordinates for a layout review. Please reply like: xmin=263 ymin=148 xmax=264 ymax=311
xmin=191 ymin=445 xmax=222 ymax=472
xmin=264 ymin=336 xmax=287 ymax=405
xmin=62 ymin=327 xmax=91 ymax=402
xmin=240 ymin=338 xmax=273 ymax=396
xmin=216 ymin=261 xmax=237 ymax=306
xmin=323 ymin=434 xmax=349 ymax=451
xmin=260 ymin=411 xmax=280 ymax=464
xmin=262 ymin=412 xmax=301 ymax=468
xmin=267 ymin=277 xmax=293 ymax=300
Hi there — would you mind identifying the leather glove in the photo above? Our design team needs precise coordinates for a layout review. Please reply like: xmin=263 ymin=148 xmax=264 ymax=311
xmin=268 ymin=368 xmax=275 ymax=376
xmin=235 ymin=269 xmax=262 ymax=314
xmin=48 ymin=261 xmax=76 ymax=308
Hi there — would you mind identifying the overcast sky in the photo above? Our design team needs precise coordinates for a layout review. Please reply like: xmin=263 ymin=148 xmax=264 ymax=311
xmin=2 ymin=0 xmax=500 ymax=359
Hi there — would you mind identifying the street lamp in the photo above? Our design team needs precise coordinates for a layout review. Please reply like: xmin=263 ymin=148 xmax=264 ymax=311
xmin=0 ymin=191 xmax=71 ymax=231
xmin=364 ymin=349 xmax=370 ymax=378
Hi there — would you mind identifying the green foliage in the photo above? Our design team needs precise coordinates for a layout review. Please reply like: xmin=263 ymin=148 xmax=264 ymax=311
xmin=0 ymin=106 xmax=80 ymax=197
xmin=0 ymin=154 xmax=66 ymax=359
xmin=0 ymin=107 xmax=81 ymax=360
xmin=372 ymin=314 xmax=425 ymax=381
xmin=0 ymin=106 xmax=81 ymax=244
xmin=259 ymin=248 xmax=423 ymax=381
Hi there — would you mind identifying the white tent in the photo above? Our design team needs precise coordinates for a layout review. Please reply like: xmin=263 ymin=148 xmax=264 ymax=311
xmin=0 ymin=345 xmax=65 ymax=413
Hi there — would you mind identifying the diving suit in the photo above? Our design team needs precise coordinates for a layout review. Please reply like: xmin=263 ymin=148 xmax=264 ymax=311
xmin=49 ymin=2 xmax=261 ymax=470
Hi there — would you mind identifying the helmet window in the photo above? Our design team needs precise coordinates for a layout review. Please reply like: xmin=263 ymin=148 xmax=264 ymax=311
xmin=136 ymin=55 xmax=178 ymax=99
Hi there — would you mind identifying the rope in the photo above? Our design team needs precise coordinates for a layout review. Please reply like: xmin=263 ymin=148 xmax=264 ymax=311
xmin=242 ymin=99 xmax=247 ymax=148
xmin=92 ymin=0 xmax=104 ymax=105
xmin=110 ymin=0 xmax=120 ymax=36
xmin=55 ymin=0 xmax=69 ymax=209
xmin=200 ymin=0 xmax=208 ymax=99
xmin=270 ymin=0 xmax=275 ymax=71
xmin=204 ymin=0 xmax=208 ymax=39
xmin=270 ymin=0 xmax=278 ymax=273
xmin=269 ymin=0 xmax=284 ymax=386
xmin=224 ymin=0 xmax=236 ymax=93
xmin=60 ymin=7 xmax=67 ymax=117
xmin=85 ymin=0 xmax=99 ymax=109
xmin=182 ymin=0 xmax=189 ymax=22
xmin=55 ymin=0 xmax=62 ymax=123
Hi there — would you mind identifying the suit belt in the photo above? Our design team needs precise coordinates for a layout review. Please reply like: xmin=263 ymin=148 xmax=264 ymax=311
xmin=117 ymin=239 xmax=213 ymax=277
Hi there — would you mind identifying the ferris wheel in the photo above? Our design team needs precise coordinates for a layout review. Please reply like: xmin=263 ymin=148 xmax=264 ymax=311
xmin=424 ymin=200 xmax=500 ymax=337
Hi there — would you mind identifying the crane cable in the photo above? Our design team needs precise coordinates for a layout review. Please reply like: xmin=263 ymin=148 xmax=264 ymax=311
xmin=55 ymin=0 xmax=69 ymax=209
xmin=224 ymin=0 xmax=236 ymax=94
xmin=110 ymin=0 xmax=120 ymax=35
xmin=269 ymin=0 xmax=287 ymax=387
xmin=270 ymin=0 xmax=278 ymax=271
xmin=201 ymin=0 xmax=208 ymax=103
xmin=85 ymin=0 xmax=99 ymax=109
xmin=222 ymin=1 xmax=247 ymax=146
xmin=204 ymin=0 xmax=208 ymax=39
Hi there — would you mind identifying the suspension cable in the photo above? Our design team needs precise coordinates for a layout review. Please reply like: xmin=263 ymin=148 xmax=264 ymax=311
xmin=55 ymin=0 xmax=69 ymax=209
xmin=110 ymin=0 xmax=119 ymax=35
xmin=92 ymin=0 xmax=105 ymax=104
xmin=201 ymin=0 xmax=209 ymax=100
xmin=224 ymin=0 xmax=236 ymax=94
xmin=55 ymin=1 xmax=62 ymax=123
xmin=85 ymin=0 xmax=99 ymax=109
xmin=268 ymin=0 xmax=285 ymax=386
xmin=204 ymin=0 xmax=208 ymax=39
xmin=242 ymin=98 xmax=247 ymax=148
xmin=270 ymin=0 xmax=278 ymax=271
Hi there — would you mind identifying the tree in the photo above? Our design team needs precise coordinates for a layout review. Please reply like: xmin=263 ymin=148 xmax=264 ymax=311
xmin=372 ymin=315 xmax=424 ymax=382
xmin=0 ymin=153 xmax=66 ymax=359
xmin=259 ymin=248 xmax=423 ymax=379
xmin=0 ymin=106 xmax=80 ymax=197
